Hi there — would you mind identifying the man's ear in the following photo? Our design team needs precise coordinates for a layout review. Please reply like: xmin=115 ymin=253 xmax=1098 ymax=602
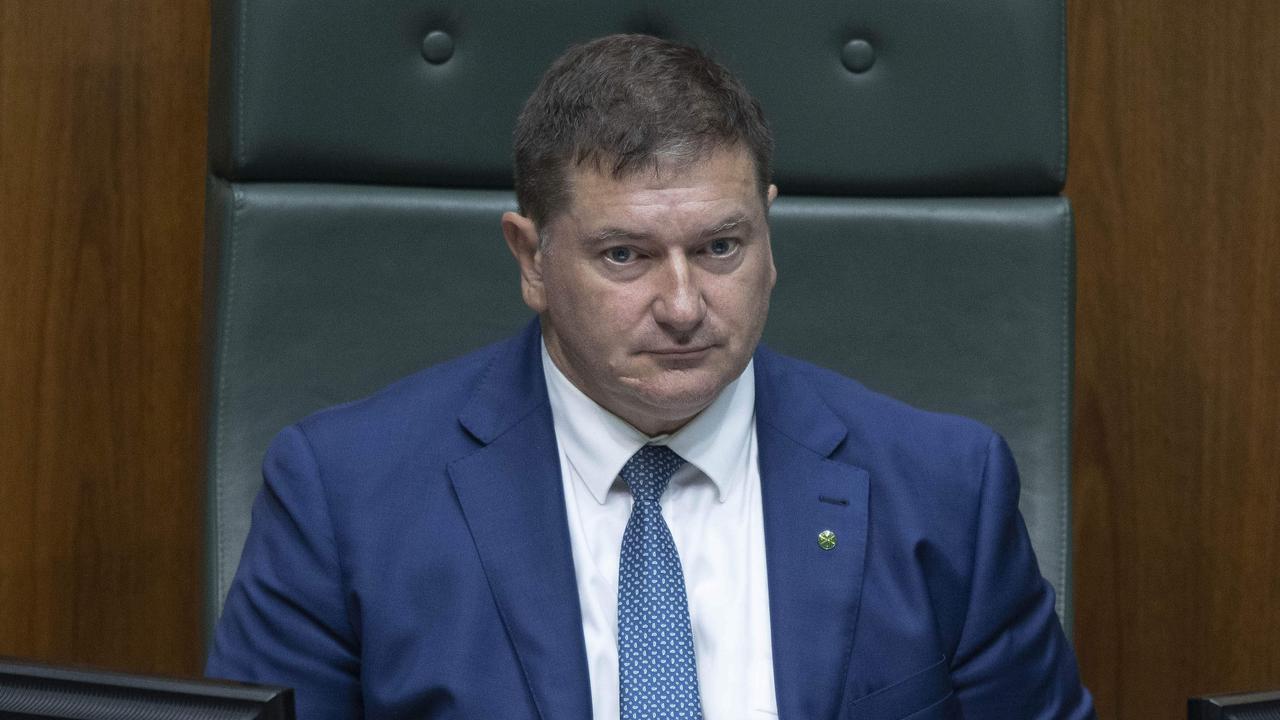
xmin=501 ymin=211 xmax=548 ymax=313
xmin=767 ymin=184 xmax=778 ymax=208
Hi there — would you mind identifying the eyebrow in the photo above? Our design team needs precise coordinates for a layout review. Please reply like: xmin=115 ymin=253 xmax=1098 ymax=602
xmin=701 ymin=215 xmax=751 ymax=238
xmin=583 ymin=227 xmax=649 ymax=245
xmin=581 ymin=214 xmax=753 ymax=246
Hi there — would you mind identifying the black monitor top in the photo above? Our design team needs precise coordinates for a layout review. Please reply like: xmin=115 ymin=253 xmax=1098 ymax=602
xmin=1190 ymin=690 xmax=1280 ymax=720
xmin=0 ymin=657 xmax=294 ymax=720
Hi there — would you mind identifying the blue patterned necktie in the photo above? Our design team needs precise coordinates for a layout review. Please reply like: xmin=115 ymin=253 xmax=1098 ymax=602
xmin=617 ymin=444 xmax=704 ymax=720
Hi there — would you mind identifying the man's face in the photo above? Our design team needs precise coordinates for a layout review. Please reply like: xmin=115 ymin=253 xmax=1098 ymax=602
xmin=503 ymin=146 xmax=777 ymax=435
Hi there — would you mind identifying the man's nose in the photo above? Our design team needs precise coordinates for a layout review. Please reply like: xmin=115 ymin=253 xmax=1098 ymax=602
xmin=652 ymin=256 xmax=706 ymax=332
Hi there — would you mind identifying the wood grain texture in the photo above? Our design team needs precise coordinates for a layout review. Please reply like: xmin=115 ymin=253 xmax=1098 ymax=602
xmin=0 ymin=0 xmax=208 ymax=675
xmin=1068 ymin=0 xmax=1280 ymax=716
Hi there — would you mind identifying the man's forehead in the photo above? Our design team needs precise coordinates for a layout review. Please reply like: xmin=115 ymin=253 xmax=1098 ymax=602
xmin=555 ymin=148 xmax=762 ymax=225
xmin=572 ymin=144 xmax=755 ymax=186
xmin=578 ymin=214 xmax=756 ymax=246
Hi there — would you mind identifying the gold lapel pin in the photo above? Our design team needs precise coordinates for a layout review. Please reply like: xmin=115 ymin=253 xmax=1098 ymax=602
xmin=817 ymin=529 xmax=837 ymax=551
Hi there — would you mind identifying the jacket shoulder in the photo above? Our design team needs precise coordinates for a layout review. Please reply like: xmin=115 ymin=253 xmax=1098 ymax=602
xmin=759 ymin=348 xmax=996 ymax=455
xmin=290 ymin=334 xmax=518 ymax=462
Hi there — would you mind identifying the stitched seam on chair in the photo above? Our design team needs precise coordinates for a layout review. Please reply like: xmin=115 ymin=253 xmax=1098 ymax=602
xmin=213 ymin=185 xmax=244 ymax=610
xmin=1058 ymin=0 xmax=1068 ymax=183
xmin=1057 ymin=201 xmax=1071 ymax=625
xmin=236 ymin=0 xmax=247 ymax=169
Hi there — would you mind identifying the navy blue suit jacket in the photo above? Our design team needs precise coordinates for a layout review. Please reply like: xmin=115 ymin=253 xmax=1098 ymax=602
xmin=208 ymin=320 xmax=1094 ymax=719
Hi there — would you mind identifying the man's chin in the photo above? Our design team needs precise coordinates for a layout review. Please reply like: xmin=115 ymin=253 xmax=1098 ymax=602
xmin=624 ymin=376 xmax=727 ymax=430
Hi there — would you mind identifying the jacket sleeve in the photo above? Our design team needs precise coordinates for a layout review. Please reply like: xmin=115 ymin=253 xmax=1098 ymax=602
xmin=949 ymin=433 xmax=1096 ymax=719
xmin=206 ymin=424 xmax=363 ymax=719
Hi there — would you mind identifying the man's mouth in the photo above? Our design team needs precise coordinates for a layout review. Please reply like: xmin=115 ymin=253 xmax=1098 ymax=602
xmin=645 ymin=345 xmax=714 ymax=358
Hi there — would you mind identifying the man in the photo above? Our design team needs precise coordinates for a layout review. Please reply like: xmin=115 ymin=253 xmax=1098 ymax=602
xmin=208 ymin=34 xmax=1095 ymax=719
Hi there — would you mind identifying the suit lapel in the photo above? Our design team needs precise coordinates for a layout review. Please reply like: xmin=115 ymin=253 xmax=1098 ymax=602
xmin=449 ymin=321 xmax=592 ymax=720
xmin=755 ymin=348 xmax=870 ymax=720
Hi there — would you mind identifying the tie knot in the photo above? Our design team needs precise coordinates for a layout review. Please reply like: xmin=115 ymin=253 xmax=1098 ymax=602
xmin=619 ymin=445 xmax=686 ymax=504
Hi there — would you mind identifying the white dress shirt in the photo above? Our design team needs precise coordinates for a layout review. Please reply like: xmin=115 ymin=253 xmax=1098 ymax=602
xmin=541 ymin=342 xmax=778 ymax=719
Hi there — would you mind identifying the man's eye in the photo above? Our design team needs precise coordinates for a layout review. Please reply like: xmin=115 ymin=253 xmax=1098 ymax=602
xmin=605 ymin=247 xmax=635 ymax=264
xmin=707 ymin=238 xmax=738 ymax=256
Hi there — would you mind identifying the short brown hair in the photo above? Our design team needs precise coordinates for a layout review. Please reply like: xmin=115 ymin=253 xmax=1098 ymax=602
xmin=513 ymin=34 xmax=774 ymax=227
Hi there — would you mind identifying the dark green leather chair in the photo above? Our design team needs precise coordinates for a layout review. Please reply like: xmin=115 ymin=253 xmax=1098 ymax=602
xmin=204 ymin=1 xmax=1074 ymax=644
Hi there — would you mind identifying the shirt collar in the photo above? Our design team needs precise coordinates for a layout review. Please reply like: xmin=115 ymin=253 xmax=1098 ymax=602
xmin=541 ymin=340 xmax=755 ymax=505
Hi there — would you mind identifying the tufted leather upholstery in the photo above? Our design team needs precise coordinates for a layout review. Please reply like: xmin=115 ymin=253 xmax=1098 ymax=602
xmin=204 ymin=0 xmax=1074 ymax=642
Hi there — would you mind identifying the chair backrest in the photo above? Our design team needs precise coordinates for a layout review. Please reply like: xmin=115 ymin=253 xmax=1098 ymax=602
xmin=204 ymin=1 xmax=1074 ymax=641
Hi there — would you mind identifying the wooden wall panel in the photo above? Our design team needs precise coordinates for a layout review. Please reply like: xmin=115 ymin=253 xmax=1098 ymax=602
xmin=0 ymin=1 xmax=208 ymax=675
xmin=1068 ymin=0 xmax=1280 ymax=717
